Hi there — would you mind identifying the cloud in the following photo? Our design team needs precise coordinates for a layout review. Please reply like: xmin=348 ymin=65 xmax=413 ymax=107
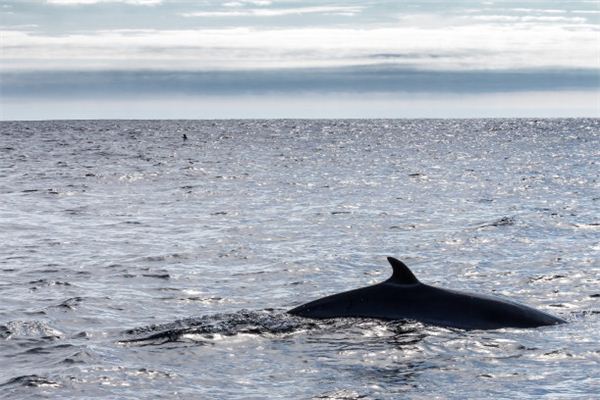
xmin=2 ymin=1 xmax=598 ymax=120
xmin=0 ymin=24 xmax=39 ymax=30
xmin=472 ymin=15 xmax=587 ymax=23
xmin=46 ymin=0 xmax=162 ymax=5
xmin=181 ymin=6 xmax=364 ymax=18
xmin=2 ymin=23 xmax=598 ymax=72
xmin=509 ymin=8 xmax=565 ymax=14
xmin=3 ymin=68 xmax=598 ymax=99
xmin=223 ymin=1 xmax=273 ymax=6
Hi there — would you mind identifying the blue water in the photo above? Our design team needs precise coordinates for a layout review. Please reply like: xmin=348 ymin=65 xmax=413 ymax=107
xmin=0 ymin=119 xmax=598 ymax=399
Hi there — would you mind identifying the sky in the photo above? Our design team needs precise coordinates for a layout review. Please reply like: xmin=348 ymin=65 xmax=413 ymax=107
xmin=0 ymin=0 xmax=599 ymax=120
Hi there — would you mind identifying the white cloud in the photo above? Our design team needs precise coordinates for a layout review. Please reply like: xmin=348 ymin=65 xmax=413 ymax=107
xmin=46 ymin=0 xmax=162 ymax=5
xmin=473 ymin=15 xmax=587 ymax=23
xmin=2 ymin=22 xmax=598 ymax=72
xmin=223 ymin=0 xmax=273 ymax=6
xmin=572 ymin=10 xmax=600 ymax=14
xmin=181 ymin=6 xmax=364 ymax=18
xmin=509 ymin=8 xmax=565 ymax=14
xmin=0 ymin=24 xmax=39 ymax=30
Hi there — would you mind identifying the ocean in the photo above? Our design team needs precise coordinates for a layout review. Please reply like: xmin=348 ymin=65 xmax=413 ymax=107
xmin=0 ymin=119 xmax=598 ymax=399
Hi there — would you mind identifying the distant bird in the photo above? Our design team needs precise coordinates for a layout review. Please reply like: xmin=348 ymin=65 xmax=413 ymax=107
xmin=182 ymin=134 xmax=188 ymax=141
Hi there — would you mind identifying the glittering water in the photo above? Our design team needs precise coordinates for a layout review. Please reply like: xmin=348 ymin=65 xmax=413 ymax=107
xmin=0 ymin=119 xmax=598 ymax=399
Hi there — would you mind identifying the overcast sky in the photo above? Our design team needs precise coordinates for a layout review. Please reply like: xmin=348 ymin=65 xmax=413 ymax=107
xmin=1 ymin=0 xmax=599 ymax=119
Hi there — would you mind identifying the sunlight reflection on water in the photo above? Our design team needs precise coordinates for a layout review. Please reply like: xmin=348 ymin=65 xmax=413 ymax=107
xmin=0 ymin=119 xmax=598 ymax=399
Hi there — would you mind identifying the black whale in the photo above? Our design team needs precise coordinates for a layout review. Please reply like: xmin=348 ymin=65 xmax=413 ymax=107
xmin=288 ymin=257 xmax=566 ymax=330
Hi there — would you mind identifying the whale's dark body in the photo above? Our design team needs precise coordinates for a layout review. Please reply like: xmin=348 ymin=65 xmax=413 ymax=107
xmin=288 ymin=257 xmax=565 ymax=330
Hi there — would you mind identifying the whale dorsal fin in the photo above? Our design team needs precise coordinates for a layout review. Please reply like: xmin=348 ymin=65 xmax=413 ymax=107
xmin=387 ymin=257 xmax=419 ymax=284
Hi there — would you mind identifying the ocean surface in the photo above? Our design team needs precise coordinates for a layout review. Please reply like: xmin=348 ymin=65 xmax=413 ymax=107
xmin=0 ymin=119 xmax=598 ymax=399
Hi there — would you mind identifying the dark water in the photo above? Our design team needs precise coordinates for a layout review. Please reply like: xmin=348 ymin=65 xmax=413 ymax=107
xmin=0 ymin=119 xmax=598 ymax=399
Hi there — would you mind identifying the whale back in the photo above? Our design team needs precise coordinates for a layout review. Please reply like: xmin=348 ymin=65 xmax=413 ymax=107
xmin=288 ymin=257 xmax=566 ymax=329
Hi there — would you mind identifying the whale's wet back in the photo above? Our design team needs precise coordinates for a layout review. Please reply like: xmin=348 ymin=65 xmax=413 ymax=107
xmin=289 ymin=257 xmax=566 ymax=329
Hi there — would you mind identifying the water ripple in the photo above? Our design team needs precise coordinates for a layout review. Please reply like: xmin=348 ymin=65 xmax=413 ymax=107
xmin=0 ymin=119 xmax=598 ymax=399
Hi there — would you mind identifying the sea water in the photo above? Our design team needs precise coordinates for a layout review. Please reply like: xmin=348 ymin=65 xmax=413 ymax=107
xmin=0 ymin=119 xmax=598 ymax=399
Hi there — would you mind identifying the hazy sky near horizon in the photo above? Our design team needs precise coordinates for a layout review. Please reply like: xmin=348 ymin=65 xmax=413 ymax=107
xmin=1 ymin=0 xmax=599 ymax=119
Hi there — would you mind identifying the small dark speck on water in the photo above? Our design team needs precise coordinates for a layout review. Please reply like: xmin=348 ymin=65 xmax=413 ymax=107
xmin=142 ymin=273 xmax=170 ymax=279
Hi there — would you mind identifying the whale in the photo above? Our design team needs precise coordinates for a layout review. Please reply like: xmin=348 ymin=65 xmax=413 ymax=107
xmin=288 ymin=257 xmax=566 ymax=330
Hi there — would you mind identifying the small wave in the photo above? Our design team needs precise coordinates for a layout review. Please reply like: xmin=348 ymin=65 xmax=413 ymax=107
xmin=313 ymin=389 xmax=370 ymax=399
xmin=474 ymin=216 xmax=515 ymax=229
xmin=120 ymin=309 xmax=322 ymax=346
xmin=1 ymin=320 xmax=63 ymax=340
xmin=52 ymin=296 xmax=85 ymax=310
xmin=528 ymin=274 xmax=567 ymax=283
xmin=1 ymin=375 xmax=60 ymax=388
xmin=137 ymin=253 xmax=189 ymax=262
xmin=28 ymin=279 xmax=73 ymax=290
xmin=59 ymin=349 xmax=96 ymax=365
xmin=573 ymin=222 xmax=600 ymax=230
